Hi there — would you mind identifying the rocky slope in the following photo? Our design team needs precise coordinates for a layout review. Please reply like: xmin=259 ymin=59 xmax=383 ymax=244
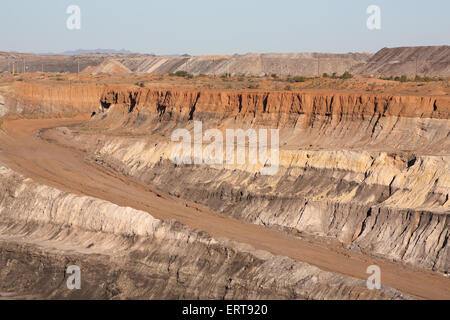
xmin=1 ymin=51 xmax=370 ymax=76
xmin=0 ymin=52 xmax=108 ymax=74
xmin=351 ymin=46 xmax=450 ymax=76
xmin=1 ymin=81 xmax=448 ymax=299
xmin=0 ymin=163 xmax=406 ymax=299
xmin=0 ymin=82 xmax=103 ymax=116
xmin=43 ymin=86 xmax=448 ymax=274
xmin=2 ymin=46 xmax=449 ymax=76
xmin=116 ymin=53 xmax=371 ymax=76
xmin=82 ymin=60 xmax=131 ymax=75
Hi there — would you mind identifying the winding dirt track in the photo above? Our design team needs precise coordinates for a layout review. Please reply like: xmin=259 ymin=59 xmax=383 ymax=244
xmin=0 ymin=116 xmax=449 ymax=300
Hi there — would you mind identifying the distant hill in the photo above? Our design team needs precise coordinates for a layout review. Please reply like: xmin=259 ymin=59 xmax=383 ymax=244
xmin=350 ymin=45 xmax=450 ymax=75
xmin=37 ymin=49 xmax=142 ymax=56
xmin=1 ymin=46 xmax=449 ymax=76
xmin=116 ymin=52 xmax=371 ymax=76
xmin=81 ymin=59 xmax=131 ymax=75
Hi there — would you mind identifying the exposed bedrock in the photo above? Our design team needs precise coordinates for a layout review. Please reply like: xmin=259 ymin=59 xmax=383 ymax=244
xmin=75 ymin=144 xmax=449 ymax=274
xmin=5 ymin=84 xmax=448 ymax=276
xmin=0 ymin=164 xmax=405 ymax=300
xmin=0 ymin=82 xmax=104 ymax=116
xmin=98 ymin=87 xmax=449 ymax=119
xmin=45 ymin=86 xmax=448 ymax=274
xmin=4 ymin=83 xmax=449 ymax=120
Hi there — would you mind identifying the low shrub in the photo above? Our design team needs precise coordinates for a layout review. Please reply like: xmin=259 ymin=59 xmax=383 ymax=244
xmin=340 ymin=71 xmax=353 ymax=79
xmin=292 ymin=76 xmax=307 ymax=82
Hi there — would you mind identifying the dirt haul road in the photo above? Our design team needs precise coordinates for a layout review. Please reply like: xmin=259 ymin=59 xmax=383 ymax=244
xmin=0 ymin=116 xmax=449 ymax=300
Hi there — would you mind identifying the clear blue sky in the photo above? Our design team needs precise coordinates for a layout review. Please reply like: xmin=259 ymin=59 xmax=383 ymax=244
xmin=1 ymin=0 xmax=449 ymax=55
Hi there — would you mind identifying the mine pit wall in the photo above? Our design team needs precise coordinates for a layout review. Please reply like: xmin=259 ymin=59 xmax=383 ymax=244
xmin=0 ymin=164 xmax=406 ymax=300
xmin=97 ymin=87 xmax=450 ymax=120
xmin=0 ymin=82 xmax=104 ymax=116
xmin=2 ymin=84 xmax=448 ymax=275
xmin=73 ymin=87 xmax=449 ymax=274
xmin=80 ymin=140 xmax=450 ymax=274
xmin=98 ymin=87 xmax=450 ymax=154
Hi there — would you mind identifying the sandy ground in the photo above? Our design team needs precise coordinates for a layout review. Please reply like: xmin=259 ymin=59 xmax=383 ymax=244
xmin=0 ymin=116 xmax=449 ymax=299
xmin=2 ymin=73 xmax=449 ymax=97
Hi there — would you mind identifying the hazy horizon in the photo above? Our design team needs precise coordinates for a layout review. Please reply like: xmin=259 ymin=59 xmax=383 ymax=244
xmin=1 ymin=0 xmax=449 ymax=55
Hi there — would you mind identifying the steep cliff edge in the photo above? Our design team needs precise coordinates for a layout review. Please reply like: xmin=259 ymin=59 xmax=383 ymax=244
xmin=1 ymin=83 xmax=449 ymax=298
xmin=0 ymin=82 xmax=103 ymax=116
xmin=4 ymin=83 xmax=449 ymax=120
xmin=98 ymin=87 xmax=449 ymax=119
xmin=49 ymin=86 xmax=448 ymax=274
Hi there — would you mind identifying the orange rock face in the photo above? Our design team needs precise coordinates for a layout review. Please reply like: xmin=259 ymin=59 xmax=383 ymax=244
xmin=100 ymin=87 xmax=450 ymax=120
xmin=1 ymin=79 xmax=449 ymax=299
xmin=9 ymin=82 xmax=105 ymax=114
xmin=7 ymin=82 xmax=449 ymax=120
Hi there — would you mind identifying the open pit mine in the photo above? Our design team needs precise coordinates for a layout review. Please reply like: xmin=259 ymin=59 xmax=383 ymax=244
xmin=0 ymin=73 xmax=448 ymax=300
